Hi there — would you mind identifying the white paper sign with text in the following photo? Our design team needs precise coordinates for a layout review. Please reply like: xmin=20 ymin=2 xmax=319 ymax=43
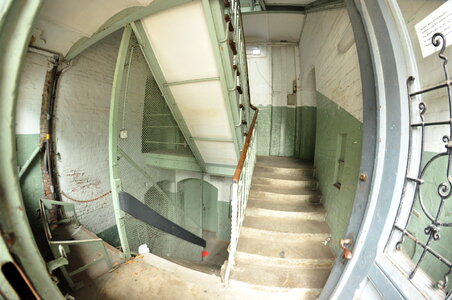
xmin=415 ymin=1 xmax=452 ymax=58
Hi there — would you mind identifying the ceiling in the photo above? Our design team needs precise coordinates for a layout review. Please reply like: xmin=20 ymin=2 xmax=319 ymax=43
xmin=242 ymin=13 xmax=305 ymax=43
xmin=264 ymin=0 xmax=316 ymax=4
xmin=32 ymin=0 xmax=154 ymax=55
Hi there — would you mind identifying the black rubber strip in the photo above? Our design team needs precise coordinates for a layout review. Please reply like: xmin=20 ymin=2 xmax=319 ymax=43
xmin=119 ymin=191 xmax=206 ymax=248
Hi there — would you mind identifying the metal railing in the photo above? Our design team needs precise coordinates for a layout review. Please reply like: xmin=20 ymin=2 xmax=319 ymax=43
xmin=224 ymin=105 xmax=259 ymax=286
xmin=222 ymin=0 xmax=252 ymax=135
xmin=390 ymin=33 xmax=452 ymax=296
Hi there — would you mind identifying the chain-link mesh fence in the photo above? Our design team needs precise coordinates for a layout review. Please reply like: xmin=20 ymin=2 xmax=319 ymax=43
xmin=116 ymin=34 xmax=202 ymax=261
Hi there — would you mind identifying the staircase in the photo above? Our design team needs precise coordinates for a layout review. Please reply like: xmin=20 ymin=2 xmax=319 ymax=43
xmin=229 ymin=156 xmax=334 ymax=298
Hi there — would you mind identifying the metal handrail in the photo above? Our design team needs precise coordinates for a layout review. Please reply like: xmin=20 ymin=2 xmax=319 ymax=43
xmin=224 ymin=106 xmax=258 ymax=286
xmin=233 ymin=104 xmax=259 ymax=182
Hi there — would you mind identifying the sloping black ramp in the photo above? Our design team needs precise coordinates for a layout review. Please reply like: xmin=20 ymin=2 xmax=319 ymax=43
xmin=119 ymin=191 xmax=206 ymax=248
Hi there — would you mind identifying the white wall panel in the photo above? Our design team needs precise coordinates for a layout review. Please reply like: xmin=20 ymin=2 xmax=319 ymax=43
xmin=299 ymin=9 xmax=363 ymax=121
xmin=196 ymin=141 xmax=237 ymax=165
xmin=141 ymin=1 xmax=219 ymax=83
xmin=16 ymin=53 xmax=50 ymax=135
xmin=169 ymin=81 xmax=232 ymax=139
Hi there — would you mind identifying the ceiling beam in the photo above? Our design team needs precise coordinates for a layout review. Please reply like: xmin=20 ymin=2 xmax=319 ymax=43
xmin=242 ymin=0 xmax=344 ymax=14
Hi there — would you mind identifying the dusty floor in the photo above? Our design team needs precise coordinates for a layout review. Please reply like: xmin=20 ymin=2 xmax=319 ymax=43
xmin=71 ymin=253 xmax=315 ymax=300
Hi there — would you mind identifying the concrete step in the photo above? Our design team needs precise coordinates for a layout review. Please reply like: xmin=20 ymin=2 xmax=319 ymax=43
xmin=240 ymin=226 xmax=330 ymax=242
xmin=251 ymin=183 xmax=319 ymax=195
xmin=236 ymin=237 xmax=334 ymax=267
xmin=253 ymin=168 xmax=314 ymax=181
xmin=252 ymin=176 xmax=317 ymax=189
xmin=242 ymin=216 xmax=331 ymax=236
xmin=248 ymin=189 xmax=321 ymax=204
xmin=254 ymin=165 xmax=314 ymax=178
xmin=256 ymin=156 xmax=313 ymax=169
xmin=245 ymin=206 xmax=326 ymax=221
xmin=247 ymin=198 xmax=323 ymax=212
xmin=235 ymin=252 xmax=333 ymax=269
xmin=230 ymin=262 xmax=331 ymax=289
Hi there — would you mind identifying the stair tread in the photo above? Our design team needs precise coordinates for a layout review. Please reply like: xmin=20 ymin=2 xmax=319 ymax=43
xmin=253 ymin=170 xmax=315 ymax=181
xmin=242 ymin=216 xmax=330 ymax=234
xmin=247 ymin=199 xmax=324 ymax=213
xmin=254 ymin=164 xmax=314 ymax=173
xmin=230 ymin=156 xmax=332 ymax=292
xmin=237 ymin=237 xmax=334 ymax=260
xmin=256 ymin=156 xmax=314 ymax=169
xmin=230 ymin=261 xmax=331 ymax=289
xmin=240 ymin=226 xmax=330 ymax=241
xmin=248 ymin=190 xmax=321 ymax=204
xmin=251 ymin=184 xmax=318 ymax=195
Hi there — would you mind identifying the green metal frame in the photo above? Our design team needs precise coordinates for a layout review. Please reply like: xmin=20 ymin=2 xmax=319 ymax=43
xmin=65 ymin=0 xmax=193 ymax=61
xmin=144 ymin=153 xmax=202 ymax=172
xmin=0 ymin=1 xmax=64 ymax=299
xmin=0 ymin=235 xmax=20 ymax=300
xmin=192 ymin=137 xmax=234 ymax=142
xmin=201 ymin=0 xmax=243 ymax=158
xmin=39 ymin=199 xmax=113 ymax=291
xmin=131 ymin=21 xmax=208 ymax=172
xmin=108 ymin=26 xmax=132 ymax=259
xmin=205 ymin=164 xmax=236 ymax=176
xmin=18 ymin=144 xmax=41 ymax=178
xmin=0 ymin=0 xmax=64 ymax=299
xmin=165 ymin=77 xmax=220 ymax=86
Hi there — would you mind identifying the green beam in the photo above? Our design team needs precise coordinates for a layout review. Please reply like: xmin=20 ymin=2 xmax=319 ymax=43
xmin=201 ymin=0 xmax=243 ymax=159
xmin=65 ymin=0 xmax=193 ymax=61
xmin=18 ymin=145 xmax=41 ymax=179
xmin=165 ymin=77 xmax=220 ymax=86
xmin=192 ymin=137 xmax=234 ymax=142
xmin=131 ymin=21 xmax=207 ymax=172
xmin=205 ymin=164 xmax=235 ymax=176
xmin=144 ymin=153 xmax=202 ymax=172
xmin=0 ymin=1 xmax=64 ymax=299
xmin=108 ymin=26 xmax=132 ymax=259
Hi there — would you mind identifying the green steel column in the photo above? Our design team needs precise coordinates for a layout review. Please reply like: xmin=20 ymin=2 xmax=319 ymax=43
xmin=0 ymin=1 xmax=64 ymax=299
xmin=109 ymin=26 xmax=132 ymax=259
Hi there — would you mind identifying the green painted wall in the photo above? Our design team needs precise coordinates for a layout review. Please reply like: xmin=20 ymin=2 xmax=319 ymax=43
xmin=314 ymin=92 xmax=362 ymax=255
xmin=401 ymin=151 xmax=452 ymax=291
xmin=16 ymin=134 xmax=48 ymax=254
xmin=256 ymin=105 xmax=272 ymax=156
xmin=270 ymin=106 xmax=296 ymax=157
xmin=98 ymin=225 xmax=121 ymax=248
xmin=296 ymin=106 xmax=317 ymax=160
xmin=178 ymin=178 xmax=229 ymax=241
xmin=256 ymin=105 xmax=317 ymax=159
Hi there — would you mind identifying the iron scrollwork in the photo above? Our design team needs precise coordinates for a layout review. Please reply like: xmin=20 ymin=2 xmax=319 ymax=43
xmin=393 ymin=33 xmax=452 ymax=297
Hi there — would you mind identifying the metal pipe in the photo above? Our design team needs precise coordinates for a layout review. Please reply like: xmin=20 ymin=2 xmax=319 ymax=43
xmin=44 ymin=55 xmax=62 ymax=200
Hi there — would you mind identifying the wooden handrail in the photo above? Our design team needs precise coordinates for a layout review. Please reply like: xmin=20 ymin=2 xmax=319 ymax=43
xmin=232 ymin=104 xmax=259 ymax=182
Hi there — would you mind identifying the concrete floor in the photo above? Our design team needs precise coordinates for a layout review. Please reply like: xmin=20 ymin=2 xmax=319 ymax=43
xmin=72 ymin=253 xmax=314 ymax=300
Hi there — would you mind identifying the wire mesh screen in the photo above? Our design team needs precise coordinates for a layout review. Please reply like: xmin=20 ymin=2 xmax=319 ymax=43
xmin=116 ymin=34 xmax=202 ymax=261
xmin=142 ymin=77 xmax=193 ymax=156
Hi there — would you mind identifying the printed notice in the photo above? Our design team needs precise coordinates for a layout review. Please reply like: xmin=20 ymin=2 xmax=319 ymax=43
xmin=415 ymin=1 xmax=452 ymax=58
